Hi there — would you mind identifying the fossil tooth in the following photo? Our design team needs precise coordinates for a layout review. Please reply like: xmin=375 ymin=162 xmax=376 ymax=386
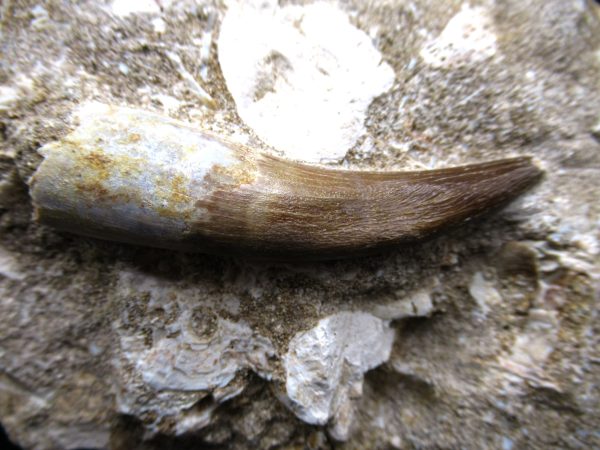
xmin=29 ymin=103 xmax=542 ymax=260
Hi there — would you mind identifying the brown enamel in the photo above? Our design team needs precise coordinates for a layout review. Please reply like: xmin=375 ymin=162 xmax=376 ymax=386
xmin=182 ymin=155 xmax=542 ymax=260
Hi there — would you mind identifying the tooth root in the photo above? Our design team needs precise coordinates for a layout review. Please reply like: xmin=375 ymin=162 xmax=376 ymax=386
xmin=29 ymin=103 xmax=542 ymax=261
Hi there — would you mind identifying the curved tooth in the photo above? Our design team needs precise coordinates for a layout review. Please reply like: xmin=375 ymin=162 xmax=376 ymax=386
xmin=29 ymin=104 xmax=542 ymax=260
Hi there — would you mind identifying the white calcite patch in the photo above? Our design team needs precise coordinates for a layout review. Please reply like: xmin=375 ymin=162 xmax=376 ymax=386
xmin=469 ymin=271 xmax=502 ymax=317
xmin=151 ymin=17 xmax=166 ymax=34
xmin=116 ymin=269 xmax=276 ymax=393
xmin=30 ymin=5 xmax=50 ymax=30
xmin=0 ymin=247 xmax=25 ymax=281
xmin=131 ymin=315 xmax=276 ymax=391
xmin=420 ymin=5 xmax=497 ymax=68
xmin=218 ymin=1 xmax=395 ymax=162
xmin=0 ymin=75 xmax=36 ymax=113
xmin=500 ymin=282 xmax=561 ymax=386
xmin=508 ymin=308 xmax=558 ymax=368
xmin=372 ymin=290 xmax=434 ymax=320
xmin=283 ymin=312 xmax=395 ymax=439
xmin=174 ymin=405 xmax=218 ymax=435
xmin=0 ymin=85 xmax=19 ymax=112
xmin=164 ymin=51 xmax=213 ymax=103
xmin=151 ymin=93 xmax=182 ymax=113
xmin=114 ymin=268 xmax=277 ymax=433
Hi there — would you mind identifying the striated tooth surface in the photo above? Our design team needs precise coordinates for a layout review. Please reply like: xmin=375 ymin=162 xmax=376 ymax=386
xmin=29 ymin=103 xmax=543 ymax=260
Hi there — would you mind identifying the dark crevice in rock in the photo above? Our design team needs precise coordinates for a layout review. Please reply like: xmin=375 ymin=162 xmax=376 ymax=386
xmin=0 ymin=423 xmax=22 ymax=450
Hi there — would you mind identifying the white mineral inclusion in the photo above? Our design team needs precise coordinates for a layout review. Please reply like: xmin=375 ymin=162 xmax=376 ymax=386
xmin=218 ymin=1 xmax=395 ymax=162
xmin=420 ymin=5 xmax=497 ymax=68
xmin=0 ymin=247 xmax=25 ymax=281
xmin=116 ymin=270 xmax=276 ymax=393
xmin=469 ymin=272 xmax=502 ymax=317
xmin=133 ymin=315 xmax=276 ymax=391
xmin=372 ymin=290 xmax=434 ymax=321
xmin=283 ymin=312 xmax=395 ymax=426
xmin=0 ymin=85 xmax=20 ymax=112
